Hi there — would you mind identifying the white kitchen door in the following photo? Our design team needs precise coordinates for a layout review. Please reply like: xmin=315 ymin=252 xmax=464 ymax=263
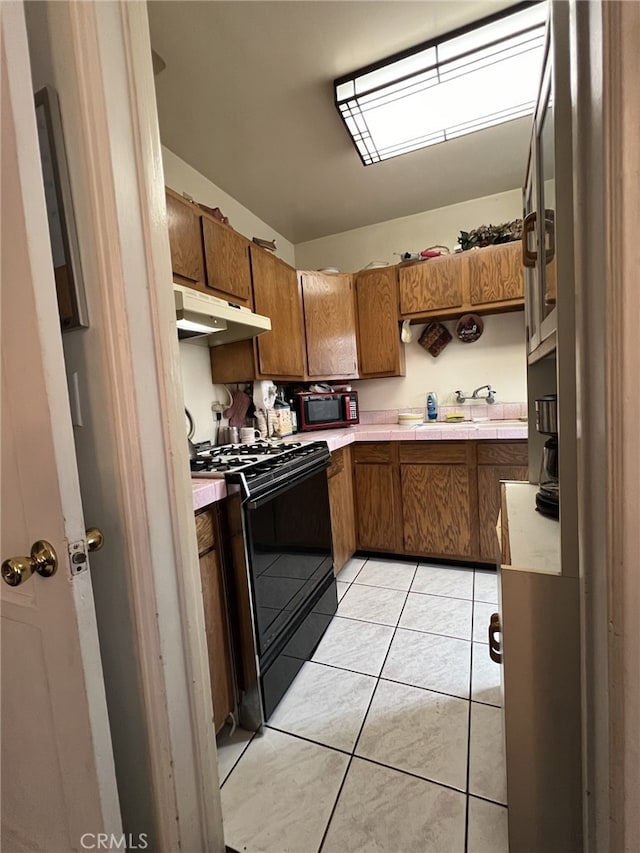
xmin=0 ymin=4 xmax=122 ymax=851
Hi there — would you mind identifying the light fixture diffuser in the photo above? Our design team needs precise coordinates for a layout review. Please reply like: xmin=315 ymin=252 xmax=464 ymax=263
xmin=334 ymin=2 xmax=547 ymax=165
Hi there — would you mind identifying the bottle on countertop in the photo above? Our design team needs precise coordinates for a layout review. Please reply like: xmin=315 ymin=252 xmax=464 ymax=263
xmin=289 ymin=399 xmax=298 ymax=433
xmin=426 ymin=392 xmax=438 ymax=422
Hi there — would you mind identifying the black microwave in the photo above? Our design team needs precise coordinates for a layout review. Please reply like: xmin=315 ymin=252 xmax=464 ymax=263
xmin=295 ymin=391 xmax=359 ymax=431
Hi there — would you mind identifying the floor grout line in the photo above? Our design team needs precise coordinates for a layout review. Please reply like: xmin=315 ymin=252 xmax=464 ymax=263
xmin=464 ymin=570 xmax=477 ymax=853
xmin=221 ymin=561 xmax=503 ymax=851
xmin=218 ymin=729 xmax=256 ymax=789
xmin=317 ymin=559 xmax=418 ymax=852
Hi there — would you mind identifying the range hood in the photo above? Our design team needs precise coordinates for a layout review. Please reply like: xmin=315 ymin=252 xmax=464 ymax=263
xmin=174 ymin=283 xmax=271 ymax=346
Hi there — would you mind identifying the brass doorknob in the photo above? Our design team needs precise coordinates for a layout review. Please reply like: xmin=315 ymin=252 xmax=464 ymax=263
xmin=2 ymin=540 xmax=58 ymax=587
xmin=86 ymin=528 xmax=104 ymax=552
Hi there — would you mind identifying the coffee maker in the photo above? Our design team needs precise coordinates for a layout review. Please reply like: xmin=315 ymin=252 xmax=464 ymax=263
xmin=535 ymin=394 xmax=559 ymax=519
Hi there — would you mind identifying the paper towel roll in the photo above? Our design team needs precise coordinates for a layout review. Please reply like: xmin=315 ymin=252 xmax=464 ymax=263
xmin=253 ymin=381 xmax=277 ymax=412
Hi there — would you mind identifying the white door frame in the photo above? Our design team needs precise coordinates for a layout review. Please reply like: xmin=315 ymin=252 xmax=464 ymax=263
xmin=24 ymin=2 xmax=225 ymax=849
xmin=572 ymin=1 xmax=640 ymax=849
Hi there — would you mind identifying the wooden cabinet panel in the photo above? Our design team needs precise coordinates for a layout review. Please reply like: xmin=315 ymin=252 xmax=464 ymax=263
xmin=199 ymin=548 xmax=235 ymax=733
xmin=353 ymin=443 xmax=395 ymax=464
xmin=478 ymin=464 xmax=529 ymax=561
xmin=196 ymin=504 xmax=235 ymax=734
xmin=355 ymin=268 xmax=405 ymax=377
xmin=195 ymin=509 xmax=215 ymax=556
xmin=476 ymin=441 xmax=528 ymax=466
xmin=399 ymin=442 xmax=469 ymax=465
xmin=202 ymin=217 xmax=252 ymax=307
xmin=328 ymin=446 xmax=356 ymax=574
xmin=399 ymin=253 xmax=468 ymax=316
xmin=469 ymin=242 xmax=524 ymax=306
xmin=166 ymin=190 xmax=205 ymax=285
xmin=251 ymin=246 xmax=306 ymax=378
xmin=210 ymin=339 xmax=256 ymax=384
xmin=301 ymin=272 xmax=358 ymax=377
xmin=354 ymin=463 xmax=398 ymax=552
xmin=401 ymin=463 xmax=475 ymax=557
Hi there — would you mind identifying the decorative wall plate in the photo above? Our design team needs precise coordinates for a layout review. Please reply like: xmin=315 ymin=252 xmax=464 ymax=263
xmin=456 ymin=313 xmax=484 ymax=343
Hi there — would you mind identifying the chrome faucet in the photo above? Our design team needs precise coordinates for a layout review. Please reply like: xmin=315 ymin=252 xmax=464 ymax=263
xmin=455 ymin=385 xmax=497 ymax=404
xmin=472 ymin=384 xmax=496 ymax=404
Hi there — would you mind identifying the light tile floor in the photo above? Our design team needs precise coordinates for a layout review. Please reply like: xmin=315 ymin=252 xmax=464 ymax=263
xmin=217 ymin=558 xmax=508 ymax=853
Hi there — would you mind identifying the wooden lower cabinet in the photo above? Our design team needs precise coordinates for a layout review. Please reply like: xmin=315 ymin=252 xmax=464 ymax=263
xmin=327 ymin=445 xmax=356 ymax=574
xmin=401 ymin=463 xmax=475 ymax=558
xmin=195 ymin=507 xmax=235 ymax=733
xmin=352 ymin=443 xmax=401 ymax=553
xmin=352 ymin=440 xmax=527 ymax=563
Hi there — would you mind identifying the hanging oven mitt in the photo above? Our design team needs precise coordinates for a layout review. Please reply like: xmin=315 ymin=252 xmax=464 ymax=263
xmin=224 ymin=388 xmax=252 ymax=428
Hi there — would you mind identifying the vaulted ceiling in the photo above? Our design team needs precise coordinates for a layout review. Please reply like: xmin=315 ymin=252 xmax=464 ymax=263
xmin=148 ymin=1 xmax=531 ymax=243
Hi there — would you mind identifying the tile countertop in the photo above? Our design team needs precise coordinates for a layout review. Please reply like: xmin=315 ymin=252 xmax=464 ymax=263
xmin=281 ymin=420 xmax=528 ymax=451
xmin=500 ymin=482 xmax=560 ymax=575
xmin=191 ymin=421 xmax=528 ymax=511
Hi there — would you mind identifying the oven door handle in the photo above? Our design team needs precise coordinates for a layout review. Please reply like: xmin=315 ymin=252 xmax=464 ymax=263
xmin=244 ymin=459 xmax=330 ymax=510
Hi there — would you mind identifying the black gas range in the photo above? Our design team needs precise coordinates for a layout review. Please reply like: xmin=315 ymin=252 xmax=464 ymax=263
xmin=191 ymin=441 xmax=331 ymax=504
xmin=193 ymin=439 xmax=337 ymax=728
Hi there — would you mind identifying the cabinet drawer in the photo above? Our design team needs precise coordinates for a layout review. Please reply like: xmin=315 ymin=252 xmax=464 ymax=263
xmin=353 ymin=443 xmax=394 ymax=464
xmin=195 ymin=509 xmax=216 ymax=556
xmin=477 ymin=441 xmax=528 ymax=466
xmin=399 ymin=442 xmax=469 ymax=465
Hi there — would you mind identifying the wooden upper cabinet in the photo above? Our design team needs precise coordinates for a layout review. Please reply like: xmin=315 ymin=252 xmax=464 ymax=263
xmin=398 ymin=244 xmax=524 ymax=320
xmin=202 ymin=217 xmax=253 ymax=308
xmin=251 ymin=246 xmax=306 ymax=379
xmin=399 ymin=253 xmax=468 ymax=316
xmin=469 ymin=242 xmax=524 ymax=307
xmin=166 ymin=189 xmax=205 ymax=286
xmin=300 ymin=272 xmax=358 ymax=378
xmin=355 ymin=267 xmax=405 ymax=378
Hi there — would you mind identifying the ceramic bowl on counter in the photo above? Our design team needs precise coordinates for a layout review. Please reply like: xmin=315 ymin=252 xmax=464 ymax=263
xmin=397 ymin=412 xmax=424 ymax=425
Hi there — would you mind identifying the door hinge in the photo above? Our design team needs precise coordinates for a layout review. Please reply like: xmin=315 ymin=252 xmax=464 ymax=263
xmin=68 ymin=540 xmax=88 ymax=576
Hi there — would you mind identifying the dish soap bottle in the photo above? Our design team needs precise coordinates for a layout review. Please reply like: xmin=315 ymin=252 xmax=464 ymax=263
xmin=426 ymin=392 xmax=438 ymax=422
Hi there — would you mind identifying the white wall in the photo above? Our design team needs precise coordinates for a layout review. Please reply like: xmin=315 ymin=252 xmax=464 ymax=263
xmin=295 ymin=187 xmax=522 ymax=272
xmin=179 ymin=340 xmax=231 ymax=443
xmin=353 ymin=312 xmax=527 ymax=410
xmin=295 ymin=188 xmax=527 ymax=408
xmin=162 ymin=146 xmax=296 ymax=266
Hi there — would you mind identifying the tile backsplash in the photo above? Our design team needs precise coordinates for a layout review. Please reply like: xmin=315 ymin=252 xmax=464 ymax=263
xmin=360 ymin=402 xmax=528 ymax=424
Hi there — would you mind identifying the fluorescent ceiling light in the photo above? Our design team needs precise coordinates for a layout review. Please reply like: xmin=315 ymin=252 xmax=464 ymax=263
xmin=334 ymin=2 xmax=547 ymax=165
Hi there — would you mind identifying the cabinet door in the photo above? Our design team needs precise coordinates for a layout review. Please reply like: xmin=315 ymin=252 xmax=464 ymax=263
xmin=478 ymin=464 xmax=529 ymax=561
xmin=354 ymin=463 xmax=398 ymax=552
xmin=301 ymin=272 xmax=358 ymax=377
xmin=202 ymin=217 xmax=253 ymax=307
xmin=355 ymin=267 xmax=405 ymax=377
xmin=196 ymin=510 xmax=235 ymax=733
xmin=251 ymin=246 xmax=306 ymax=378
xmin=401 ymin=463 xmax=475 ymax=557
xmin=469 ymin=243 xmax=524 ymax=307
xmin=327 ymin=446 xmax=356 ymax=574
xmin=166 ymin=190 xmax=205 ymax=286
xmin=399 ymin=253 xmax=468 ymax=316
